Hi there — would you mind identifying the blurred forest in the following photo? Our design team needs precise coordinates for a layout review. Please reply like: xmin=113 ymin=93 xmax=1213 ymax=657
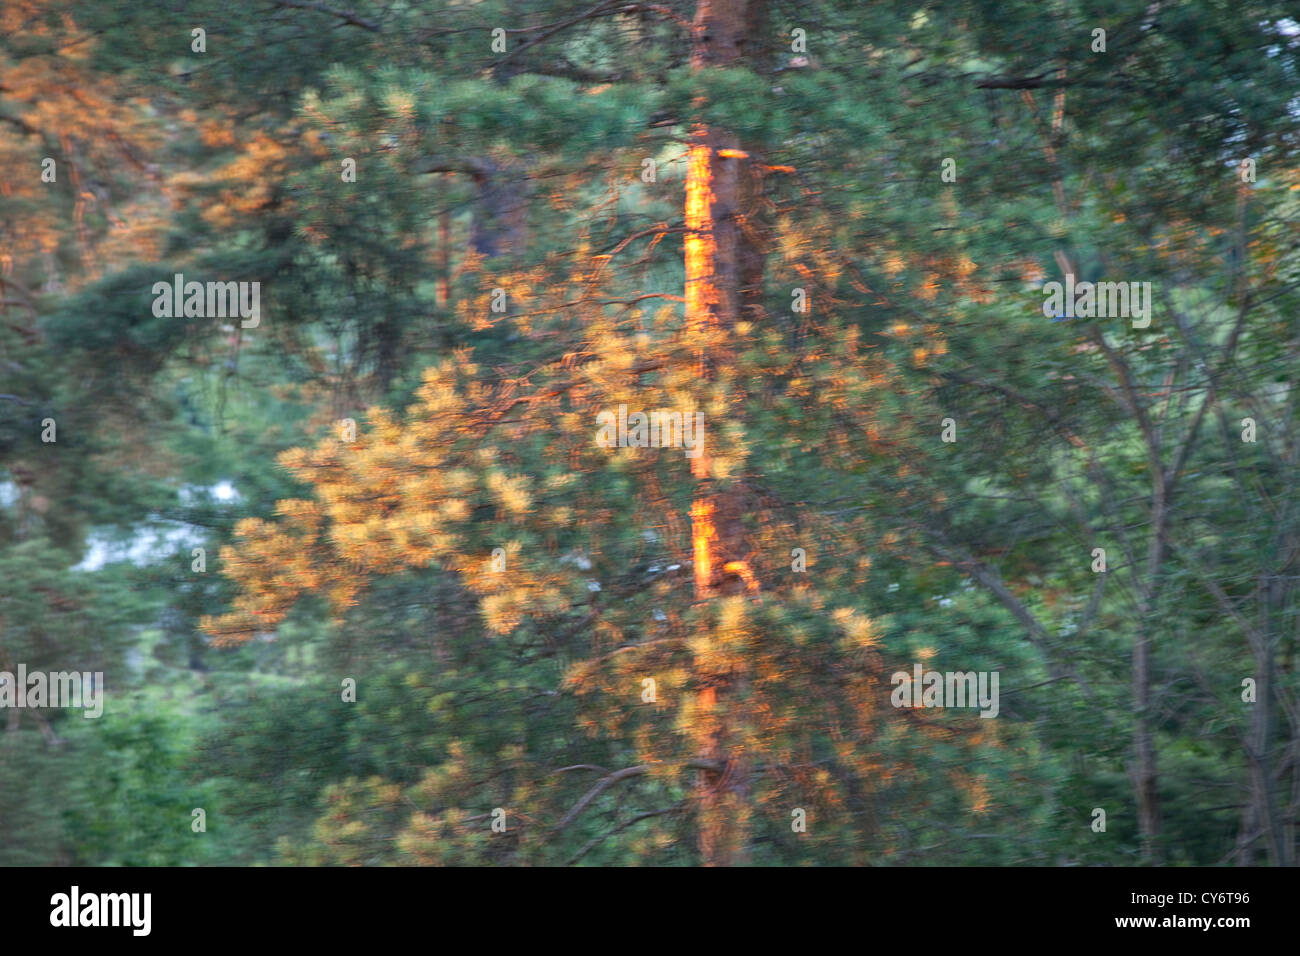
xmin=1 ymin=0 xmax=1299 ymax=866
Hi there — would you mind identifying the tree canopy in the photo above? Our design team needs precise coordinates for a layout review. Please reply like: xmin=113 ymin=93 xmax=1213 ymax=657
xmin=3 ymin=0 xmax=1300 ymax=867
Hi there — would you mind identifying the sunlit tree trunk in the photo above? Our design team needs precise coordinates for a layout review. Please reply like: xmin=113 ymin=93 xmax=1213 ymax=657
xmin=685 ymin=0 xmax=764 ymax=867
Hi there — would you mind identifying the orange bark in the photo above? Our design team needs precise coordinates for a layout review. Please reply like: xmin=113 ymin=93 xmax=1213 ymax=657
xmin=685 ymin=0 xmax=763 ymax=866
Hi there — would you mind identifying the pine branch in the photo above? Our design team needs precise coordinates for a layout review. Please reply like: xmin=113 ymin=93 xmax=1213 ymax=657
xmin=273 ymin=0 xmax=381 ymax=31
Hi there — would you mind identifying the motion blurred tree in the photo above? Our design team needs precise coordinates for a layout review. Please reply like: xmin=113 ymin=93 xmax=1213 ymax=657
xmin=3 ymin=0 xmax=1297 ymax=867
xmin=204 ymin=0 xmax=1054 ymax=864
xmin=206 ymin=0 xmax=1300 ymax=865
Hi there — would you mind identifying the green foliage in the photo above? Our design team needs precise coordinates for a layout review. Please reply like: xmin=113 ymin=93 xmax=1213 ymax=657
xmin=3 ymin=0 xmax=1298 ymax=867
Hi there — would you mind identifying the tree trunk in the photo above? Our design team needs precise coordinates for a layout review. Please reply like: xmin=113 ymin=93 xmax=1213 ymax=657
xmin=1132 ymin=632 xmax=1160 ymax=862
xmin=685 ymin=0 xmax=764 ymax=867
xmin=1131 ymin=477 xmax=1167 ymax=862
xmin=412 ymin=155 xmax=530 ymax=259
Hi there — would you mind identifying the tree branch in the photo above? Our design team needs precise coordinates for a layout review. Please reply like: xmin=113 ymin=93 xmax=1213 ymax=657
xmin=564 ymin=803 xmax=686 ymax=865
xmin=555 ymin=760 xmax=721 ymax=831
xmin=273 ymin=0 xmax=380 ymax=31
